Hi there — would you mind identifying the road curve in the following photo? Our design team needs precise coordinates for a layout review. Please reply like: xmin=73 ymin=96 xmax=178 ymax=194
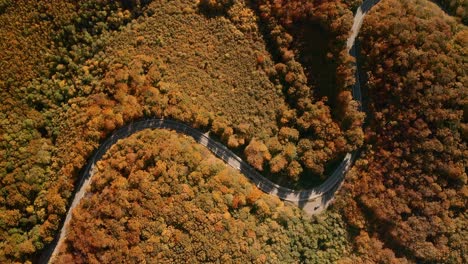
xmin=39 ymin=1 xmax=380 ymax=263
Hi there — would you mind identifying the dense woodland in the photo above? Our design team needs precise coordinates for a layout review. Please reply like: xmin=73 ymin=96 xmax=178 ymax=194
xmin=337 ymin=0 xmax=467 ymax=262
xmin=0 ymin=0 xmax=466 ymax=263
xmin=246 ymin=0 xmax=366 ymax=182
xmin=54 ymin=129 xmax=352 ymax=263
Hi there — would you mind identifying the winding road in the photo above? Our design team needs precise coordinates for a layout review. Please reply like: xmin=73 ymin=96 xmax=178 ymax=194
xmin=39 ymin=0 xmax=380 ymax=263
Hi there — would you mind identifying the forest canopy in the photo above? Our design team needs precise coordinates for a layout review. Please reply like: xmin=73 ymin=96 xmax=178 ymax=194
xmin=336 ymin=0 xmax=467 ymax=262
xmin=0 ymin=0 xmax=466 ymax=263
xmin=53 ymin=129 xmax=353 ymax=263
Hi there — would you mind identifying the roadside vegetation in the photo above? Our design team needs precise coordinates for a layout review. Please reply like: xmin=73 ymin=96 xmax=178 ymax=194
xmin=337 ymin=0 xmax=467 ymax=262
xmin=53 ymin=129 xmax=352 ymax=263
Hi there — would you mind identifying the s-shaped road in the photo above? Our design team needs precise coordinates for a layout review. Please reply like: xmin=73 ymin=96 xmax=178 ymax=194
xmin=39 ymin=0 xmax=380 ymax=263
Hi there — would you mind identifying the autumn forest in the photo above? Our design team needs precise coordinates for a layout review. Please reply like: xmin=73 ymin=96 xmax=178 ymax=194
xmin=0 ymin=0 xmax=466 ymax=263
